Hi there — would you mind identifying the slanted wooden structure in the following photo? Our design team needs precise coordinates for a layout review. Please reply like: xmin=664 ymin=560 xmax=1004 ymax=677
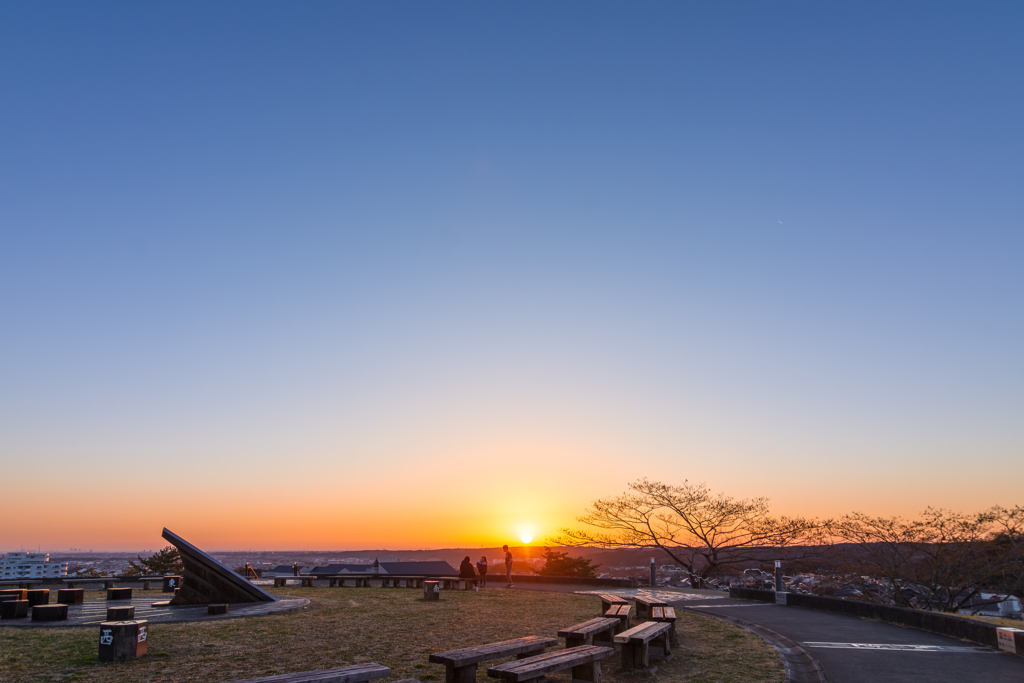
xmin=162 ymin=527 xmax=277 ymax=605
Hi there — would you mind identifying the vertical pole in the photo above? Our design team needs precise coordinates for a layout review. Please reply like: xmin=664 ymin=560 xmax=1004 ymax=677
xmin=650 ymin=558 xmax=656 ymax=587
xmin=775 ymin=560 xmax=784 ymax=592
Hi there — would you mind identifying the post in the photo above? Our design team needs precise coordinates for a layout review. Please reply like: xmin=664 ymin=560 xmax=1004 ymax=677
xmin=98 ymin=620 xmax=149 ymax=662
xmin=650 ymin=558 xmax=656 ymax=587
xmin=774 ymin=561 xmax=784 ymax=592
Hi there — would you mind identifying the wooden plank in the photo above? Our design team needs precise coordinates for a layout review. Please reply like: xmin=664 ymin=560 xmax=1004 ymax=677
xmin=614 ymin=622 xmax=670 ymax=644
xmin=429 ymin=636 xmax=557 ymax=667
xmin=226 ymin=663 xmax=391 ymax=683
xmin=487 ymin=646 xmax=614 ymax=681
xmin=558 ymin=617 xmax=620 ymax=638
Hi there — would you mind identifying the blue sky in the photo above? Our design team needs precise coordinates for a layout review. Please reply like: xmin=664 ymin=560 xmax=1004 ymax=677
xmin=1 ymin=3 xmax=1021 ymax=549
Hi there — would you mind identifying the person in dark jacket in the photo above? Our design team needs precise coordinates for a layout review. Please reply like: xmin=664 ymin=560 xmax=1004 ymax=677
xmin=459 ymin=556 xmax=477 ymax=587
xmin=476 ymin=556 xmax=488 ymax=587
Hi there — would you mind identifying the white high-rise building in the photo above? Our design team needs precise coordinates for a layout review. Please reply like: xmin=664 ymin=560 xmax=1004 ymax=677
xmin=0 ymin=552 xmax=69 ymax=579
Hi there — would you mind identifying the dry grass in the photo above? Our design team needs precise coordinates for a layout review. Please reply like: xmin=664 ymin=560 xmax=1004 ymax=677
xmin=0 ymin=587 xmax=783 ymax=683
xmin=949 ymin=612 xmax=1024 ymax=629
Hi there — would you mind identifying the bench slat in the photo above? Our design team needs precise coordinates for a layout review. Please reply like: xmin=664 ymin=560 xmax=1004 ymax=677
xmin=429 ymin=636 xmax=557 ymax=667
xmin=614 ymin=622 xmax=670 ymax=644
xmin=487 ymin=646 xmax=614 ymax=681
xmin=557 ymin=617 xmax=619 ymax=638
xmin=225 ymin=663 xmax=391 ymax=683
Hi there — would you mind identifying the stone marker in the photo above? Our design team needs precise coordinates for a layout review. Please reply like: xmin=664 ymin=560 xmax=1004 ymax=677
xmin=424 ymin=580 xmax=440 ymax=601
xmin=107 ymin=587 xmax=133 ymax=600
xmin=207 ymin=603 xmax=229 ymax=615
xmin=25 ymin=589 xmax=50 ymax=606
xmin=98 ymin=620 xmax=149 ymax=662
xmin=1 ymin=600 xmax=29 ymax=619
xmin=163 ymin=575 xmax=181 ymax=593
xmin=0 ymin=589 xmax=27 ymax=600
xmin=58 ymin=588 xmax=85 ymax=604
xmin=107 ymin=606 xmax=136 ymax=620
xmin=32 ymin=604 xmax=69 ymax=622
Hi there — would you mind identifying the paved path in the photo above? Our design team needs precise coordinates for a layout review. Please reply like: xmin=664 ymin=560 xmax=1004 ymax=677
xmin=515 ymin=584 xmax=1024 ymax=683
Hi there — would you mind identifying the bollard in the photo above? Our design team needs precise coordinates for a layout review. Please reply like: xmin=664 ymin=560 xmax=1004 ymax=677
xmin=98 ymin=620 xmax=149 ymax=662
xmin=58 ymin=588 xmax=85 ymax=604
xmin=423 ymin=580 xmax=440 ymax=601
xmin=32 ymin=604 xmax=69 ymax=622
xmin=650 ymin=558 xmax=656 ymax=587
xmin=1 ymin=600 xmax=29 ymax=619
xmin=162 ymin=576 xmax=181 ymax=593
xmin=107 ymin=587 xmax=133 ymax=600
xmin=107 ymin=606 xmax=136 ymax=620
xmin=26 ymin=589 xmax=50 ymax=606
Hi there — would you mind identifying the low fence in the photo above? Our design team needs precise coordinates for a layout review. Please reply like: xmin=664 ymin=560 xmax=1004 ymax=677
xmin=728 ymin=587 xmax=1023 ymax=653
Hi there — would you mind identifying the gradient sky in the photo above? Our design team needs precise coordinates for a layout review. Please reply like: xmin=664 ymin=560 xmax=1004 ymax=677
xmin=1 ymin=2 xmax=1021 ymax=552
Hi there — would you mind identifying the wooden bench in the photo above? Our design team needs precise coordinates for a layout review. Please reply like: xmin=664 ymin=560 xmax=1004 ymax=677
xmin=487 ymin=645 xmax=614 ymax=683
xmin=429 ymin=636 xmax=558 ymax=683
xmin=558 ymin=617 xmax=620 ymax=648
xmin=633 ymin=595 xmax=668 ymax=620
xmin=596 ymin=594 xmax=629 ymax=612
xmin=650 ymin=606 xmax=678 ymax=643
xmin=224 ymin=662 xmax=393 ymax=683
xmin=613 ymin=621 xmax=672 ymax=671
xmin=604 ymin=604 xmax=631 ymax=633
xmin=0 ymin=580 xmax=44 ymax=589
xmin=273 ymin=576 xmax=316 ymax=588
xmin=63 ymin=577 xmax=118 ymax=590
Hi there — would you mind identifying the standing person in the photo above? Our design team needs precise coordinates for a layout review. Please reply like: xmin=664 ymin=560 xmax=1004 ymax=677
xmin=503 ymin=545 xmax=514 ymax=588
xmin=476 ymin=555 xmax=488 ymax=587
xmin=292 ymin=562 xmax=299 ymax=577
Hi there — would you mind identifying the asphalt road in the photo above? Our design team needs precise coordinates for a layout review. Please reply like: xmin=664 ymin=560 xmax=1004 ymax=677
xmin=515 ymin=584 xmax=1024 ymax=683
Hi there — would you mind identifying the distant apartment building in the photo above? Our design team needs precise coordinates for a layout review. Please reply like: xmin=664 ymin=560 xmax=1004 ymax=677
xmin=0 ymin=552 xmax=69 ymax=580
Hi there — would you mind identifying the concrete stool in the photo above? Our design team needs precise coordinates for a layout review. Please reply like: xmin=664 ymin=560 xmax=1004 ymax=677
xmin=107 ymin=587 xmax=133 ymax=600
xmin=58 ymin=588 xmax=85 ymax=604
xmin=32 ymin=604 xmax=68 ymax=622
xmin=25 ymin=589 xmax=50 ymax=606
xmin=1 ymin=600 xmax=29 ymax=619
xmin=207 ymin=604 xmax=228 ymax=615
xmin=0 ymin=589 xmax=27 ymax=600
xmin=423 ymin=580 xmax=440 ymax=601
xmin=162 ymin=576 xmax=181 ymax=593
xmin=98 ymin=620 xmax=149 ymax=662
xmin=107 ymin=606 xmax=136 ymax=620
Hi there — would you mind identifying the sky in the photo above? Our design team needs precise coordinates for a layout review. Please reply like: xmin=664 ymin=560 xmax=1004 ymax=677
xmin=1 ymin=2 xmax=1021 ymax=552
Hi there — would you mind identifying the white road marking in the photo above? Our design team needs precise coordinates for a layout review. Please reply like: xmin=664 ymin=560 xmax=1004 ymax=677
xmin=803 ymin=642 xmax=997 ymax=653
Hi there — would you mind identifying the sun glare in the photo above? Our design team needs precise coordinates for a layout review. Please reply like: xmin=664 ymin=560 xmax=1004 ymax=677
xmin=521 ymin=534 xmax=532 ymax=544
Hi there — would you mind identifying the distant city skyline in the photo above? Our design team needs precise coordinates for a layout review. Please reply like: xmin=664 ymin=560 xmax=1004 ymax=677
xmin=1 ymin=3 xmax=1021 ymax=551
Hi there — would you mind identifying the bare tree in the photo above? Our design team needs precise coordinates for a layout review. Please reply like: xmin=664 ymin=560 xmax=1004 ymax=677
xmin=554 ymin=479 xmax=824 ymax=584
xmin=828 ymin=506 xmax=1024 ymax=611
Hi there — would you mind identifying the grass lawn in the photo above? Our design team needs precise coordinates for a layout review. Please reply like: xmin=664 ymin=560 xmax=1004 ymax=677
xmin=0 ymin=587 xmax=783 ymax=683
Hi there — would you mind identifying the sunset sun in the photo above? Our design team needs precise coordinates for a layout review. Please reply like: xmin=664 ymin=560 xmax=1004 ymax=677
xmin=521 ymin=534 xmax=532 ymax=544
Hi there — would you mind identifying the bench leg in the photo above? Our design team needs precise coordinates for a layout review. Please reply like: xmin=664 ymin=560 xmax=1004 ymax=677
xmin=653 ymin=632 xmax=672 ymax=660
xmin=621 ymin=643 xmax=649 ymax=671
xmin=594 ymin=627 xmax=615 ymax=648
xmin=572 ymin=658 xmax=602 ymax=683
xmin=565 ymin=634 xmax=587 ymax=648
xmin=445 ymin=663 xmax=477 ymax=683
